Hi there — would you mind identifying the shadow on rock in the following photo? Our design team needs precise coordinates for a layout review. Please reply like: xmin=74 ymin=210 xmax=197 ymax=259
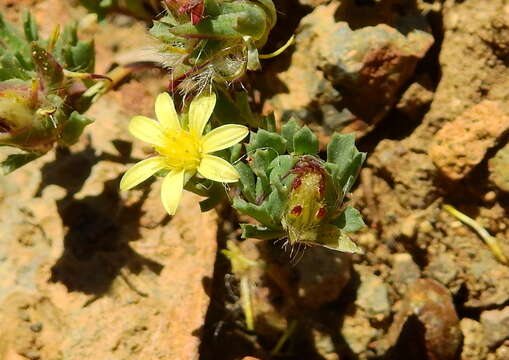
xmin=49 ymin=175 xmax=163 ymax=296
xmin=35 ymin=145 xmax=98 ymax=197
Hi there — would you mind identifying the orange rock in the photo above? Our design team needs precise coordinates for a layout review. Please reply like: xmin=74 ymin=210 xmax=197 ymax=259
xmin=429 ymin=101 xmax=509 ymax=180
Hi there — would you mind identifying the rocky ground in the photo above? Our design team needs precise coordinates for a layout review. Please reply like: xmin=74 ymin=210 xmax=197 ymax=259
xmin=1 ymin=0 xmax=509 ymax=359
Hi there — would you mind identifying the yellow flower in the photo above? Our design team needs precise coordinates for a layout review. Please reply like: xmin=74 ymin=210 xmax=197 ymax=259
xmin=120 ymin=92 xmax=248 ymax=215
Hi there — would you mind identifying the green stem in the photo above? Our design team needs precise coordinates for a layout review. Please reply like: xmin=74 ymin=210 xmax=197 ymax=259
xmin=443 ymin=204 xmax=508 ymax=265
xmin=240 ymin=275 xmax=254 ymax=331
xmin=270 ymin=320 xmax=297 ymax=356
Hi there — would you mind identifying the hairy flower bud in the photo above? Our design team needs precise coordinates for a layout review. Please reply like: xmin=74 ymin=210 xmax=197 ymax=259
xmin=150 ymin=0 xmax=276 ymax=95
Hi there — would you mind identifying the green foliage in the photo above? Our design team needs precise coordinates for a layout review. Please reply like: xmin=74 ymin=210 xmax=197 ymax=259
xmin=233 ymin=118 xmax=366 ymax=253
xmin=149 ymin=0 xmax=276 ymax=94
xmin=0 ymin=12 xmax=97 ymax=173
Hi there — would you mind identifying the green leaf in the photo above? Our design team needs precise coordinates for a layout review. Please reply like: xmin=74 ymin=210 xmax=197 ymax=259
xmin=0 ymin=55 xmax=32 ymax=80
xmin=336 ymin=151 xmax=366 ymax=195
xmin=251 ymin=149 xmax=275 ymax=196
xmin=262 ymin=113 xmax=276 ymax=132
xmin=252 ymin=0 xmax=277 ymax=29
xmin=265 ymin=166 xmax=289 ymax=225
xmin=240 ymin=224 xmax=284 ymax=240
xmin=332 ymin=206 xmax=365 ymax=233
xmin=327 ymin=133 xmax=355 ymax=165
xmin=235 ymin=162 xmax=256 ymax=203
xmin=315 ymin=225 xmax=363 ymax=254
xmin=0 ymin=13 xmax=30 ymax=58
xmin=31 ymin=43 xmax=64 ymax=90
xmin=281 ymin=118 xmax=300 ymax=153
xmin=246 ymin=129 xmax=286 ymax=155
xmin=22 ymin=10 xmax=38 ymax=42
xmin=204 ymin=0 xmax=222 ymax=17
xmin=233 ymin=197 xmax=274 ymax=228
xmin=70 ymin=39 xmax=95 ymax=72
xmin=59 ymin=111 xmax=94 ymax=146
xmin=1 ymin=153 xmax=40 ymax=174
xmin=293 ymin=126 xmax=319 ymax=155
xmin=170 ymin=14 xmax=243 ymax=39
xmin=268 ymin=155 xmax=297 ymax=191
xmin=229 ymin=143 xmax=242 ymax=164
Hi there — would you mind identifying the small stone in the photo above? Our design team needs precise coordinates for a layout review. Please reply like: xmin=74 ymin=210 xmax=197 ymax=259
xmin=355 ymin=265 xmax=390 ymax=320
xmin=357 ymin=232 xmax=377 ymax=249
xmin=480 ymin=306 xmax=509 ymax=348
xmin=430 ymin=101 xmax=509 ymax=180
xmin=400 ymin=214 xmax=418 ymax=238
xmin=396 ymin=81 xmax=434 ymax=121
xmin=340 ymin=308 xmax=377 ymax=355
xmin=460 ymin=318 xmax=488 ymax=360
xmin=489 ymin=143 xmax=509 ymax=192
xmin=312 ymin=326 xmax=340 ymax=360
xmin=495 ymin=342 xmax=509 ymax=360
xmin=418 ymin=220 xmax=434 ymax=235
xmin=484 ymin=191 xmax=497 ymax=202
xmin=426 ymin=253 xmax=458 ymax=286
xmin=391 ymin=253 xmax=421 ymax=291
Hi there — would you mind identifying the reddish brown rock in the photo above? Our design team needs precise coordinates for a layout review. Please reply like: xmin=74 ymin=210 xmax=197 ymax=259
xmin=375 ymin=279 xmax=462 ymax=360
xmin=429 ymin=101 xmax=509 ymax=180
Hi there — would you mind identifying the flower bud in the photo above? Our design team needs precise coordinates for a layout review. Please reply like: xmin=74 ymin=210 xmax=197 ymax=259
xmin=0 ymin=82 xmax=57 ymax=153
xmin=150 ymin=0 xmax=276 ymax=94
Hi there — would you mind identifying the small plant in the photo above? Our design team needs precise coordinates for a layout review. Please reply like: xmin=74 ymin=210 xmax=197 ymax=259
xmin=233 ymin=119 xmax=366 ymax=253
xmin=150 ymin=0 xmax=277 ymax=94
xmin=0 ymin=12 xmax=102 ymax=173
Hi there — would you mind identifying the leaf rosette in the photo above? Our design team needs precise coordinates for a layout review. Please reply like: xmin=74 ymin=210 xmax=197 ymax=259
xmin=233 ymin=119 xmax=366 ymax=253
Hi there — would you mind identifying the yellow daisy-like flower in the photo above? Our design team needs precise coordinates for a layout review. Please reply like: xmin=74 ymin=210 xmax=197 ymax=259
xmin=120 ymin=92 xmax=249 ymax=215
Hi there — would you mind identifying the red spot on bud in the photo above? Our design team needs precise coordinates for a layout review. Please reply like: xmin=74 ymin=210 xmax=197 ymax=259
xmin=291 ymin=205 xmax=303 ymax=216
xmin=292 ymin=177 xmax=302 ymax=190
xmin=316 ymin=207 xmax=326 ymax=219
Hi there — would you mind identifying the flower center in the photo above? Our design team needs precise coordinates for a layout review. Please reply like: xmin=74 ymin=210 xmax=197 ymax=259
xmin=156 ymin=129 xmax=202 ymax=170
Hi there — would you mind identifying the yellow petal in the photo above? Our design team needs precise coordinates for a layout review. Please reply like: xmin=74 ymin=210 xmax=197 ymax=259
xmin=120 ymin=156 xmax=168 ymax=191
xmin=129 ymin=115 xmax=166 ymax=147
xmin=202 ymin=124 xmax=249 ymax=153
xmin=188 ymin=92 xmax=216 ymax=136
xmin=198 ymin=154 xmax=240 ymax=183
xmin=161 ymin=169 xmax=185 ymax=215
xmin=155 ymin=92 xmax=180 ymax=131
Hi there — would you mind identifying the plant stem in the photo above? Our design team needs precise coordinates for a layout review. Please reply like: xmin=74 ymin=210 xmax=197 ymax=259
xmin=240 ymin=275 xmax=254 ymax=331
xmin=443 ymin=204 xmax=508 ymax=265
xmin=270 ymin=320 xmax=297 ymax=356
